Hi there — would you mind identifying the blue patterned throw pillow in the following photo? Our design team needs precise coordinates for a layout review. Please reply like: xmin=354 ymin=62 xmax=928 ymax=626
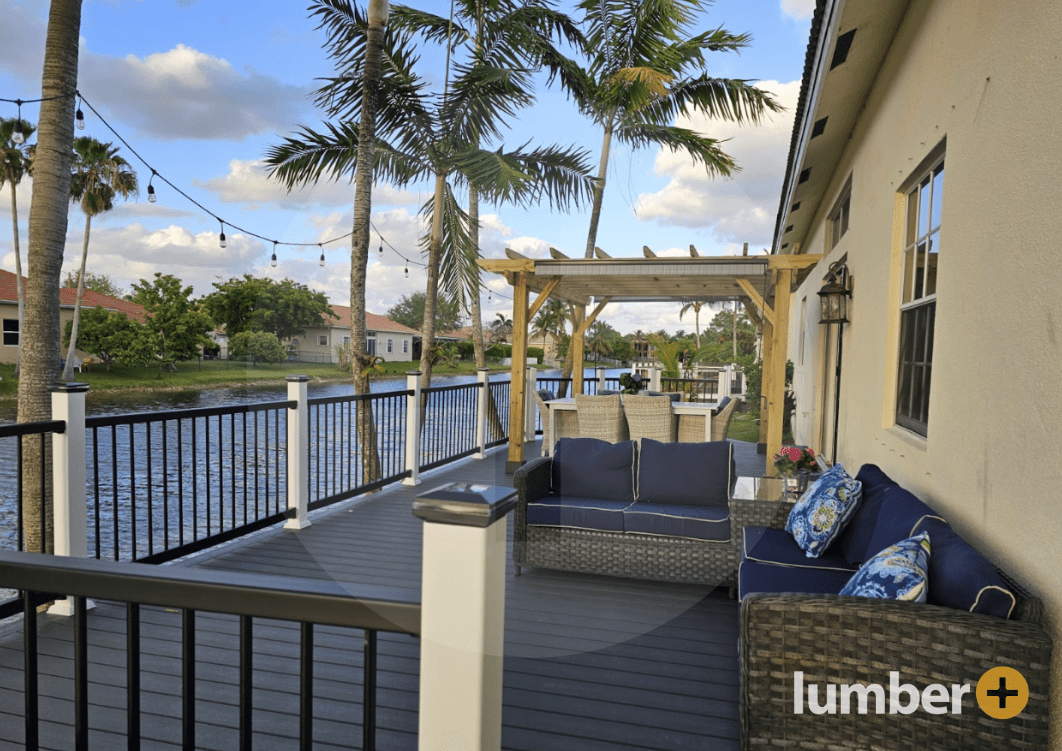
xmin=840 ymin=533 xmax=931 ymax=602
xmin=784 ymin=464 xmax=863 ymax=558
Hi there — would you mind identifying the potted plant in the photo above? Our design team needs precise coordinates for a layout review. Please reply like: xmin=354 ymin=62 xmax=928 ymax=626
xmin=773 ymin=445 xmax=817 ymax=497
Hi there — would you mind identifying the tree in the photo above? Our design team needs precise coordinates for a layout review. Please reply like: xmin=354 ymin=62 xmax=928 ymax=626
xmin=0 ymin=117 xmax=36 ymax=373
xmin=62 ymin=136 xmax=138 ymax=380
xmin=568 ymin=0 xmax=781 ymax=258
xmin=201 ymin=274 xmax=336 ymax=342
xmin=387 ymin=291 xmax=463 ymax=333
xmin=586 ymin=320 xmax=616 ymax=362
xmin=228 ymin=331 xmax=288 ymax=364
xmin=679 ymin=300 xmax=704 ymax=348
xmin=128 ymin=273 xmax=214 ymax=375
xmin=62 ymin=269 xmax=126 ymax=299
xmin=532 ymin=298 xmax=566 ymax=361
xmin=489 ymin=313 xmax=513 ymax=344
xmin=19 ymin=0 xmax=85 ymax=555
xmin=703 ymin=307 xmax=755 ymax=359
xmin=265 ymin=0 xmax=594 ymax=398
xmin=62 ymin=306 xmax=139 ymax=370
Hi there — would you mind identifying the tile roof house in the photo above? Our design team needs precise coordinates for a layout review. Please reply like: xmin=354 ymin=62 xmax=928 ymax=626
xmin=0 ymin=269 xmax=146 ymax=365
xmin=293 ymin=305 xmax=418 ymax=363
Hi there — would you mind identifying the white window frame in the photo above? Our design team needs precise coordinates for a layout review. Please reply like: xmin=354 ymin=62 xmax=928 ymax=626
xmin=402 ymin=339 xmax=409 ymax=354
xmin=386 ymin=338 xmax=393 ymax=354
xmin=318 ymin=335 xmax=328 ymax=347
xmin=2 ymin=318 xmax=18 ymax=347
xmin=829 ymin=175 xmax=852 ymax=250
xmin=895 ymin=155 xmax=944 ymax=437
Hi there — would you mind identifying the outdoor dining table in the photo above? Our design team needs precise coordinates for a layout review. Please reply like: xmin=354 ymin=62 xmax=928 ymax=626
xmin=545 ymin=396 xmax=719 ymax=454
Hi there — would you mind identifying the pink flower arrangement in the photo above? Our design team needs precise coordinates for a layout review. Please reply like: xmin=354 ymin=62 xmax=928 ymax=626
xmin=773 ymin=445 xmax=817 ymax=474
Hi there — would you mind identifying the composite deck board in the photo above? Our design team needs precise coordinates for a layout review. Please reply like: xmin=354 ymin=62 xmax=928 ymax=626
xmin=0 ymin=439 xmax=761 ymax=749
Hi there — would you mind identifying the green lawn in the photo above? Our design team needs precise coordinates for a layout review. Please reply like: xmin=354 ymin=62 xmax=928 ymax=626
xmin=727 ymin=410 xmax=761 ymax=442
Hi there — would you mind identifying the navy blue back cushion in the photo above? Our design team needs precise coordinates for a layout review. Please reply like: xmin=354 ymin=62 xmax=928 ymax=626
xmin=551 ymin=438 xmax=635 ymax=503
xmin=912 ymin=516 xmax=1017 ymax=618
xmin=841 ymin=464 xmax=901 ymax=566
xmin=637 ymin=439 xmax=734 ymax=507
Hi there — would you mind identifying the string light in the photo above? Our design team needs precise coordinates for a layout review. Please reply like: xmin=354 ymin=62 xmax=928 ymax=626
xmin=75 ymin=96 xmax=85 ymax=130
xmin=218 ymin=220 xmax=226 ymax=249
xmin=319 ymin=244 xmax=325 ymax=267
xmin=271 ymin=241 xmax=278 ymax=268
xmin=11 ymin=101 xmax=23 ymax=144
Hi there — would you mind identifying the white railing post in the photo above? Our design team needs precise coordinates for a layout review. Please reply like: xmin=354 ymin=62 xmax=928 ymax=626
xmin=650 ymin=366 xmax=662 ymax=392
xmin=723 ymin=364 xmax=734 ymax=399
xmin=49 ymin=382 xmax=90 ymax=617
xmin=403 ymin=370 xmax=422 ymax=486
xmin=524 ymin=365 xmax=537 ymax=443
xmin=414 ymin=483 xmax=517 ymax=751
xmin=595 ymin=366 xmax=606 ymax=393
xmin=475 ymin=368 xmax=489 ymax=459
xmin=285 ymin=375 xmax=311 ymax=530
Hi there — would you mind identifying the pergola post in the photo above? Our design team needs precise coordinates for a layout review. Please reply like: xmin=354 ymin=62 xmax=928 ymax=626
xmin=758 ymin=319 xmax=774 ymax=454
xmin=571 ymin=304 xmax=587 ymax=396
xmin=506 ymin=273 xmax=530 ymax=473
xmin=764 ymin=269 xmax=793 ymax=475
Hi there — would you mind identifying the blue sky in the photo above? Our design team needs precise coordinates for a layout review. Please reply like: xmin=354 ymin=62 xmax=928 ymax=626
xmin=0 ymin=0 xmax=813 ymax=335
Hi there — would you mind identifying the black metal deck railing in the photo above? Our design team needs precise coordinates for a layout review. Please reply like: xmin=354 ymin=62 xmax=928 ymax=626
xmin=0 ymin=549 xmax=419 ymax=751
xmin=420 ymin=382 xmax=481 ymax=471
xmin=84 ymin=401 xmax=294 ymax=565
xmin=0 ymin=419 xmax=67 ymax=555
xmin=307 ymin=390 xmax=409 ymax=510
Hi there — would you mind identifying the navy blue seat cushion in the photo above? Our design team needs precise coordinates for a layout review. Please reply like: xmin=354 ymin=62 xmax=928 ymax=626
xmin=637 ymin=439 xmax=734 ymax=507
xmin=739 ymin=559 xmax=854 ymax=600
xmin=537 ymin=389 xmax=556 ymax=402
xmin=912 ymin=516 xmax=1017 ymax=618
xmin=551 ymin=438 xmax=636 ymax=503
xmin=841 ymin=464 xmax=937 ymax=566
xmin=714 ymin=396 xmax=731 ymax=413
xmin=742 ymin=526 xmax=857 ymax=573
xmin=623 ymin=503 xmax=730 ymax=542
xmin=525 ymin=496 xmax=630 ymax=533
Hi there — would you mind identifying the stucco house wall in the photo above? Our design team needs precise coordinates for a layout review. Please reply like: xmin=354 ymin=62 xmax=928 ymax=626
xmin=784 ymin=2 xmax=1062 ymax=743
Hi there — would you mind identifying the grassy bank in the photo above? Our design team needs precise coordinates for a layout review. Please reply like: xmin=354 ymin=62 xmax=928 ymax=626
xmin=0 ymin=358 xmax=516 ymax=400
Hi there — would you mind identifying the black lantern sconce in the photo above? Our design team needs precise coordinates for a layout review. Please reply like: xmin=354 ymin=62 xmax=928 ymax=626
xmin=818 ymin=261 xmax=851 ymax=324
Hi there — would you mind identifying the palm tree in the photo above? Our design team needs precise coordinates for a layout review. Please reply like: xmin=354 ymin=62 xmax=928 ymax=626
xmin=532 ymin=297 xmax=566 ymax=362
xmin=569 ymin=0 xmax=781 ymax=257
xmin=489 ymin=313 xmax=513 ymax=344
xmin=0 ymin=117 xmax=35 ymax=373
xmin=586 ymin=320 xmax=614 ymax=362
xmin=19 ymin=0 xmax=85 ymax=555
xmin=62 ymin=136 xmax=138 ymax=380
xmin=266 ymin=1 xmax=594 ymax=395
xmin=679 ymin=300 xmax=704 ymax=348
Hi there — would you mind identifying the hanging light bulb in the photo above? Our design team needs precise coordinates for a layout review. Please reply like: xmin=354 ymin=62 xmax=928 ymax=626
xmin=11 ymin=103 xmax=24 ymax=145
xmin=218 ymin=221 xmax=227 ymax=249
xmin=488 ymin=292 xmax=492 ymax=302
xmin=319 ymin=244 xmax=325 ymax=267
xmin=147 ymin=171 xmax=157 ymax=203
xmin=404 ymin=263 xmax=409 ymax=278
xmin=271 ymin=242 xmax=278 ymax=268
xmin=75 ymin=97 xmax=85 ymax=130
xmin=378 ymin=243 xmax=383 ymax=254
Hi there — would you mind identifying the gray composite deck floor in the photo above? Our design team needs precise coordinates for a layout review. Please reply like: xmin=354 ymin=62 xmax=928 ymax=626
xmin=0 ymin=440 xmax=765 ymax=750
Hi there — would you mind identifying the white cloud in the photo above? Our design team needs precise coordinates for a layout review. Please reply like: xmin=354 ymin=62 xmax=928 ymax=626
xmin=199 ymin=159 xmax=421 ymax=210
xmin=76 ymin=44 xmax=313 ymax=141
xmin=636 ymin=80 xmax=801 ymax=246
xmin=781 ymin=0 xmax=816 ymax=20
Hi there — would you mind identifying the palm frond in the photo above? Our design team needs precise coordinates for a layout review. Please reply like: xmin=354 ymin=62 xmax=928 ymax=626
xmin=419 ymin=184 xmax=478 ymax=305
xmin=389 ymin=5 xmax=470 ymax=46
xmin=643 ymin=75 xmax=783 ymax=125
xmin=614 ymin=122 xmax=737 ymax=177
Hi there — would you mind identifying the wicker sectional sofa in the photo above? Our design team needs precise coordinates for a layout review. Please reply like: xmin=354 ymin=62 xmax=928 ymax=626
xmin=738 ymin=463 xmax=1052 ymax=750
xmin=513 ymin=436 xmax=774 ymax=588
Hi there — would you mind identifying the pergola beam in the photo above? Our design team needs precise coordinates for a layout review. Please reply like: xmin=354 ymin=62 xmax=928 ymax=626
xmin=767 ymin=253 xmax=823 ymax=270
xmin=527 ymin=278 xmax=560 ymax=321
xmin=736 ymin=278 xmax=776 ymax=327
xmin=506 ymin=273 xmax=530 ymax=472
xmin=764 ymin=268 xmax=793 ymax=474
xmin=571 ymin=296 xmax=611 ymax=396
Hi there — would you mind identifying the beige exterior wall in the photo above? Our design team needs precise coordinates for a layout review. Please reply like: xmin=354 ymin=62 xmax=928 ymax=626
xmin=294 ymin=326 xmax=415 ymax=363
xmin=787 ymin=2 xmax=1062 ymax=743
xmin=0 ymin=303 xmax=106 ymax=366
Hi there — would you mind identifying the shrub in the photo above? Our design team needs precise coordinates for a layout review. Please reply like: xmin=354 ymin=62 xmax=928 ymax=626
xmin=229 ymin=331 xmax=288 ymax=363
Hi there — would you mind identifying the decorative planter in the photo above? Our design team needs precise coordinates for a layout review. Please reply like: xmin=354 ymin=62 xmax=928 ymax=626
xmin=782 ymin=469 xmax=811 ymax=499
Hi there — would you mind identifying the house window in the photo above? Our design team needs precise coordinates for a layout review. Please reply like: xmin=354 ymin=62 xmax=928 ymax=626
xmin=343 ymin=335 xmax=351 ymax=346
xmin=402 ymin=339 xmax=408 ymax=354
xmin=386 ymin=338 xmax=393 ymax=354
xmin=318 ymin=335 xmax=328 ymax=347
xmin=896 ymin=157 xmax=944 ymax=436
xmin=367 ymin=337 xmax=376 ymax=355
xmin=829 ymin=178 xmax=852 ymax=249
xmin=2 ymin=319 xmax=18 ymax=347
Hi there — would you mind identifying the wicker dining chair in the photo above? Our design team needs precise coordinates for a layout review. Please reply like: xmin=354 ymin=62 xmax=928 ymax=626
xmin=677 ymin=396 xmax=742 ymax=442
xmin=574 ymin=394 xmax=630 ymax=443
xmin=623 ymin=394 xmax=676 ymax=443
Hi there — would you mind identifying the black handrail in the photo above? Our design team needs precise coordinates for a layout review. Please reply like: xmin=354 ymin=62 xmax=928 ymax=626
xmin=0 ymin=549 xmax=419 ymax=750
xmin=0 ymin=420 xmax=66 ymax=437
xmin=85 ymin=400 xmax=295 ymax=428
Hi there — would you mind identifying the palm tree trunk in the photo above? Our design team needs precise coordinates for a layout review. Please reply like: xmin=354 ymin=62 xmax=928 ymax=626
xmin=9 ymin=182 xmax=24 ymax=375
xmin=732 ymin=300 xmax=738 ymax=358
xmin=349 ymin=0 xmax=388 ymax=484
xmin=695 ymin=307 xmax=701 ymax=349
xmin=61 ymin=212 xmax=90 ymax=380
xmin=418 ymin=172 xmax=447 ymax=396
xmin=20 ymin=0 xmax=84 ymax=555
xmin=583 ymin=117 xmax=614 ymax=258
xmin=466 ymin=182 xmax=504 ymax=441
xmin=557 ymin=303 xmax=581 ymax=397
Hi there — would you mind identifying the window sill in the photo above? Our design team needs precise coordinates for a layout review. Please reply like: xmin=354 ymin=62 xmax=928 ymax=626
xmin=885 ymin=423 xmax=928 ymax=452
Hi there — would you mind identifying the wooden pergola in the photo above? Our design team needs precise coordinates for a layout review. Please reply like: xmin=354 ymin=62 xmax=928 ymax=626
xmin=478 ymin=247 xmax=822 ymax=475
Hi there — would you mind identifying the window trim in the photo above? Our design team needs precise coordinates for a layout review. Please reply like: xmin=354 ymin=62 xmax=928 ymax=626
xmin=828 ymin=174 xmax=853 ymax=250
xmin=386 ymin=338 xmax=393 ymax=354
xmin=318 ymin=335 xmax=329 ymax=347
xmin=2 ymin=318 xmax=19 ymax=347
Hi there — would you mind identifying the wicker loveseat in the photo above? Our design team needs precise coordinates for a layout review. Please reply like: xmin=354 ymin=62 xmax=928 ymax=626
xmin=738 ymin=463 xmax=1052 ymax=750
xmin=513 ymin=436 xmax=749 ymax=587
